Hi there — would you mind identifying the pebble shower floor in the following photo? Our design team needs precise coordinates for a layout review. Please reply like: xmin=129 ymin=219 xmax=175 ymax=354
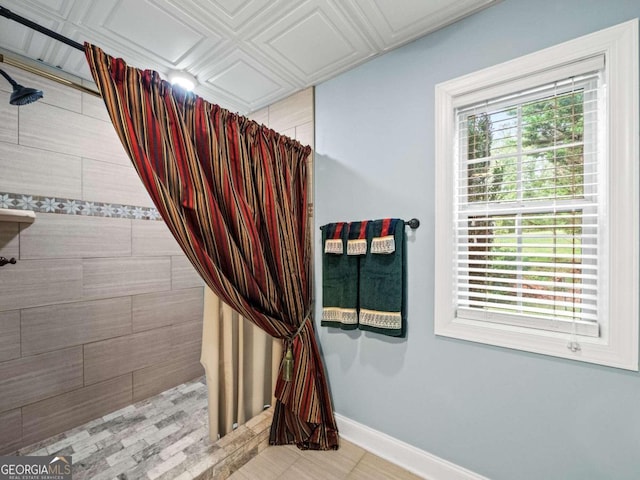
xmin=14 ymin=377 xmax=273 ymax=480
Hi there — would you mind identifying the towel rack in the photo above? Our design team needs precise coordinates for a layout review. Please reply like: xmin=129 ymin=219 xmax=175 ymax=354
xmin=320 ymin=218 xmax=420 ymax=231
xmin=404 ymin=218 xmax=420 ymax=229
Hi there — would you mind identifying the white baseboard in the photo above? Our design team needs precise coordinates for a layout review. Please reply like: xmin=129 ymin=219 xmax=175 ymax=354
xmin=335 ymin=413 xmax=489 ymax=480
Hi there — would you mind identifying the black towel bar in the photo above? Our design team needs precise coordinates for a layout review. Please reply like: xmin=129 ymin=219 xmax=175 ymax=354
xmin=404 ymin=218 xmax=420 ymax=229
xmin=319 ymin=218 xmax=420 ymax=230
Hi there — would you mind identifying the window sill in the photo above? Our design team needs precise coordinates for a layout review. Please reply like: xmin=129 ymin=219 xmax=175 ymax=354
xmin=436 ymin=316 xmax=638 ymax=371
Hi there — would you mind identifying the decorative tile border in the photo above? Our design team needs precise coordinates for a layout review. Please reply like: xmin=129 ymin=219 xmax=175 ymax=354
xmin=0 ymin=192 xmax=161 ymax=221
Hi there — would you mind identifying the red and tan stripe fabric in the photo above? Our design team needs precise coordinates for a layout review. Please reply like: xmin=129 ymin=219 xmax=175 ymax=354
xmin=84 ymin=44 xmax=338 ymax=450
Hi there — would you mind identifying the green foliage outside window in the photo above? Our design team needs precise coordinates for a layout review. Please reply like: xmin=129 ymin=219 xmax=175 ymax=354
xmin=464 ymin=89 xmax=587 ymax=319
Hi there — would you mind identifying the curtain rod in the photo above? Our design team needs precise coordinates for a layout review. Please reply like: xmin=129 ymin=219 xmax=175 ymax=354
xmin=0 ymin=6 xmax=100 ymax=97
xmin=0 ymin=6 xmax=84 ymax=51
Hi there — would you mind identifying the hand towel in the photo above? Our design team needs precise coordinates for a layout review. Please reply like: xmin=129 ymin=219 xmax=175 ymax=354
xmin=321 ymin=222 xmax=358 ymax=329
xmin=347 ymin=220 xmax=368 ymax=256
xmin=358 ymin=218 xmax=405 ymax=337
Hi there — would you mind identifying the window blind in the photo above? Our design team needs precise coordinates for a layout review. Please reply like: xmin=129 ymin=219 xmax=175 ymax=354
xmin=453 ymin=70 xmax=603 ymax=337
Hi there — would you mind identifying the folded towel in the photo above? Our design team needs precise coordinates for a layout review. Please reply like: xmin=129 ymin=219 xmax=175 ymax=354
xmin=358 ymin=218 xmax=405 ymax=337
xmin=347 ymin=220 xmax=368 ymax=256
xmin=321 ymin=222 xmax=358 ymax=330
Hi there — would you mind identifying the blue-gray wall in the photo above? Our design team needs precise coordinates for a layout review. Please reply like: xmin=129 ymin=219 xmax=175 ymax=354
xmin=314 ymin=1 xmax=640 ymax=479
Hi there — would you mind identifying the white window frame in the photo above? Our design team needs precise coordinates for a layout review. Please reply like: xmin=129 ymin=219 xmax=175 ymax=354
xmin=434 ymin=20 xmax=639 ymax=370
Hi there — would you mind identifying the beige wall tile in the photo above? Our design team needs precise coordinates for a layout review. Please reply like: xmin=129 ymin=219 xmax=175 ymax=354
xmin=82 ymin=158 xmax=153 ymax=207
xmin=19 ymin=102 xmax=130 ymax=166
xmin=84 ymin=327 xmax=173 ymax=385
xmin=82 ymin=93 xmax=111 ymax=122
xmin=20 ymin=213 xmax=131 ymax=259
xmin=132 ymin=287 xmax=203 ymax=332
xmin=0 ymin=311 xmax=20 ymax=362
xmin=0 ymin=259 xmax=82 ymax=312
xmin=0 ymin=142 xmax=81 ymax=199
xmin=0 ymin=347 xmax=83 ymax=414
xmin=248 ymin=107 xmax=268 ymax=126
xmin=0 ymin=409 xmax=22 ymax=455
xmin=172 ymin=320 xmax=203 ymax=355
xmin=171 ymin=256 xmax=204 ymax=290
xmin=2 ymin=63 xmax=82 ymax=113
xmin=0 ymin=99 xmax=18 ymax=144
xmin=132 ymin=349 xmax=203 ymax=402
xmin=295 ymin=122 xmax=314 ymax=148
xmin=279 ymin=127 xmax=296 ymax=139
xmin=132 ymin=220 xmax=183 ymax=256
xmin=22 ymin=375 xmax=132 ymax=446
xmin=268 ymin=88 xmax=313 ymax=134
xmin=82 ymin=256 xmax=171 ymax=299
xmin=22 ymin=297 xmax=133 ymax=356
xmin=0 ymin=223 xmax=19 ymax=259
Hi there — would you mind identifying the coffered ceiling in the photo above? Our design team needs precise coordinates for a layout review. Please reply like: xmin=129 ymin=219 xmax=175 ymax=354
xmin=0 ymin=0 xmax=496 ymax=114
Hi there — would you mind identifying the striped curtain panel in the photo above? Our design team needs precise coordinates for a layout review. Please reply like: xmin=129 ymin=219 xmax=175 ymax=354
xmin=85 ymin=44 xmax=338 ymax=450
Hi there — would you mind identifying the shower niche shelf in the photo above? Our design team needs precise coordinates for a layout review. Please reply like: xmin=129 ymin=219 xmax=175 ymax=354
xmin=0 ymin=208 xmax=35 ymax=223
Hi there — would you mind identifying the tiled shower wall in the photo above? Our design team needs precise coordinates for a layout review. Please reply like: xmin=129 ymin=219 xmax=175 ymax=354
xmin=0 ymin=57 xmax=314 ymax=455
xmin=0 ymin=63 xmax=205 ymax=454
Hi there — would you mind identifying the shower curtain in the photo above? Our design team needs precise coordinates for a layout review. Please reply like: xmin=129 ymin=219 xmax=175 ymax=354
xmin=202 ymin=286 xmax=282 ymax=441
xmin=85 ymin=44 xmax=338 ymax=450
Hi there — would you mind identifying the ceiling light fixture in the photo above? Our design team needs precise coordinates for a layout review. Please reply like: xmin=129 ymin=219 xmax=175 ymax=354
xmin=168 ymin=70 xmax=197 ymax=91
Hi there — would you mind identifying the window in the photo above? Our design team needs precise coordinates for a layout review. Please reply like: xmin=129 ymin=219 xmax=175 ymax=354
xmin=434 ymin=20 xmax=639 ymax=370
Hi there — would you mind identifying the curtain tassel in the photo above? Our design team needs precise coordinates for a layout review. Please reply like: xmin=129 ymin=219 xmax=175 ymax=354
xmin=282 ymin=346 xmax=294 ymax=382
xmin=281 ymin=312 xmax=311 ymax=382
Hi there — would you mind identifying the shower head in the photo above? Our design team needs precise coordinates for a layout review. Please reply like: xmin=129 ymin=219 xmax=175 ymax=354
xmin=0 ymin=68 xmax=43 ymax=105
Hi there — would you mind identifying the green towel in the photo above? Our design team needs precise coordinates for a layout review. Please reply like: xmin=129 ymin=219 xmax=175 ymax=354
xmin=321 ymin=222 xmax=358 ymax=330
xmin=358 ymin=218 xmax=405 ymax=337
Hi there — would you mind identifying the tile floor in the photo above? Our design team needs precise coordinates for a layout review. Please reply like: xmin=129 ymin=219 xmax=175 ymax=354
xmin=229 ymin=440 xmax=423 ymax=480
xmin=16 ymin=375 xmax=421 ymax=479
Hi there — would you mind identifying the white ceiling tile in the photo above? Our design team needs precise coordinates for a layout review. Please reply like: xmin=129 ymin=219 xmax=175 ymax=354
xmin=348 ymin=0 xmax=496 ymax=50
xmin=30 ymin=0 xmax=66 ymax=13
xmin=195 ymin=84 xmax=247 ymax=113
xmin=250 ymin=0 xmax=374 ymax=84
xmin=198 ymin=47 xmax=294 ymax=110
xmin=1 ymin=0 xmax=73 ymax=19
xmin=25 ymin=0 xmax=75 ymax=17
xmin=270 ymin=10 xmax=354 ymax=76
xmin=0 ymin=12 xmax=60 ymax=63
xmin=0 ymin=0 xmax=497 ymax=114
xmin=208 ymin=60 xmax=280 ymax=103
xmin=65 ymin=0 xmax=227 ymax=83
xmin=166 ymin=0 xmax=272 ymax=36
xmin=374 ymin=0 xmax=453 ymax=32
xmin=215 ymin=0 xmax=252 ymax=18
xmin=103 ymin=0 xmax=204 ymax=64
xmin=0 ymin=18 xmax=38 ymax=53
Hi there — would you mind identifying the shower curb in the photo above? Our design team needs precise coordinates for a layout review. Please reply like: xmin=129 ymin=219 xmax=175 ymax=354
xmin=190 ymin=407 xmax=273 ymax=480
